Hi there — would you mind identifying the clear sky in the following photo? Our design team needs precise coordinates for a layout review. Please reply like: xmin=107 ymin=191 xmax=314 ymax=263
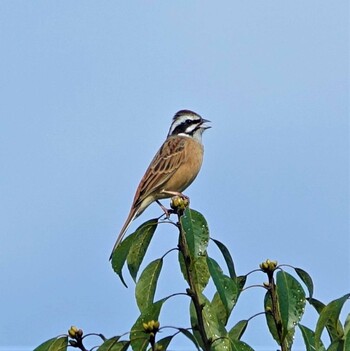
xmin=1 ymin=2 xmax=348 ymax=350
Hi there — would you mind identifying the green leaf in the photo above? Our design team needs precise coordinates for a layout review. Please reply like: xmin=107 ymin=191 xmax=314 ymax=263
xmin=327 ymin=340 xmax=344 ymax=351
xmin=230 ymin=338 xmax=255 ymax=351
xmin=344 ymin=320 xmax=350 ymax=351
xmin=97 ymin=337 xmax=130 ymax=351
xmin=111 ymin=232 xmax=136 ymax=287
xmin=315 ymin=294 xmax=350 ymax=350
xmin=127 ymin=218 xmax=158 ymax=281
xmin=264 ymin=290 xmax=296 ymax=349
xmin=178 ymin=328 xmax=200 ymax=351
xmin=193 ymin=256 xmax=210 ymax=292
xmin=264 ymin=291 xmax=280 ymax=345
xmin=308 ymin=298 xmax=344 ymax=342
xmin=130 ymin=298 xmax=167 ymax=351
xmin=228 ymin=320 xmax=248 ymax=341
xmin=135 ymin=258 xmax=163 ymax=312
xmin=207 ymin=257 xmax=238 ymax=321
xmin=212 ymin=238 xmax=237 ymax=279
xmin=295 ymin=267 xmax=314 ymax=298
xmin=180 ymin=208 xmax=209 ymax=258
xmin=298 ymin=324 xmax=325 ymax=351
xmin=179 ymin=252 xmax=210 ymax=292
xmin=276 ymin=270 xmax=306 ymax=341
xmin=344 ymin=313 xmax=350 ymax=336
xmin=34 ymin=337 xmax=68 ymax=351
xmin=190 ymin=292 xmax=229 ymax=351
xmin=211 ymin=291 xmax=229 ymax=326
xmin=178 ymin=208 xmax=210 ymax=292
xmin=152 ymin=335 xmax=173 ymax=351
xmin=308 ymin=297 xmax=326 ymax=314
xmin=237 ymin=275 xmax=247 ymax=290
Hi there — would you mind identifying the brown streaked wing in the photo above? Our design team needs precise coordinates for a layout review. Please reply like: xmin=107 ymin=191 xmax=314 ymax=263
xmin=133 ymin=137 xmax=186 ymax=208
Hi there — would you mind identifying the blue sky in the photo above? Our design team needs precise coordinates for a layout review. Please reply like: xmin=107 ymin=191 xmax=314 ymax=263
xmin=1 ymin=2 xmax=348 ymax=350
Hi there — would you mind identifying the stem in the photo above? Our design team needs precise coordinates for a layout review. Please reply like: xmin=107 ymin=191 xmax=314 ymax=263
xmin=177 ymin=210 xmax=212 ymax=351
xmin=267 ymin=272 xmax=288 ymax=351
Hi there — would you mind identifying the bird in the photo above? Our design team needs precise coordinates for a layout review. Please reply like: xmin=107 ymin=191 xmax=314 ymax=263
xmin=110 ymin=109 xmax=211 ymax=259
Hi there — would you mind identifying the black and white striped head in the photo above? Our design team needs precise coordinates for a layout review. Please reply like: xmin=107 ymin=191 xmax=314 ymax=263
xmin=167 ymin=110 xmax=211 ymax=142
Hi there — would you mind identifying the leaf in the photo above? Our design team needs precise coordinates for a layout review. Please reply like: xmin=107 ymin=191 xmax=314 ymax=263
xmin=327 ymin=340 xmax=344 ymax=351
xmin=228 ymin=320 xmax=249 ymax=341
xmin=190 ymin=292 xmax=229 ymax=351
xmin=207 ymin=257 xmax=238 ymax=321
xmin=179 ymin=252 xmax=210 ymax=292
xmin=98 ymin=337 xmax=130 ymax=351
xmin=211 ymin=292 xmax=229 ymax=326
xmin=264 ymin=290 xmax=296 ymax=348
xmin=264 ymin=291 xmax=280 ymax=345
xmin=34 ymin=337 xmax=68 ymax=351
xmin=178 ymin=328 xmax=200 ymax=351
xmin=344 ymin=313 xmax=350 ymax=336
xmin=135 ymin=258 xmax=163 ymax=312
xmin=276 ymin=270 xmax=306 ymax=341
xmin=130 ymin=298 xmax=167 ymax=351
xmin=237 ymin=275 xmax=247 ymax=290
xmin=111 ymin=232 xmax=136 ymax=287
xmin=212 ymin=238 xmax=237 ymax=279
xmin=295 ymin=267 xmax=314 ymax=298
xmin=127 ymin=218 xmax=158 ymax=281
xmin=345 ymin=320 xmax=350 ymax=351
xmin=298 ymin=324 xmax=325 ymax=351
xmin=308 ymin=297 xmax=344 ymax=342
xmin=315 ymin=294 xmax=350 ymax=350
xmin=308 ymin=297 xmax=326 ymax=313
xmin=152 ymin=335 xmax=173 ymax=351
xmin=180 ymin=208 xmax=209 ymax=258
xmin=230 ymin=338 xmax=255 ymax=351
xmin=178 ymin=208 xmax=210 ymax=292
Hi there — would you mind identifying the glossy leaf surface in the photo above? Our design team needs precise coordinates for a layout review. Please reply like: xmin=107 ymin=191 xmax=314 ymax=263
xmin=130 ymin=298 xmax=166 ymax=351
xmin=295 ymin=267 xmax=314 ymax=298
xmin=135 ymin=258 xmax=163 ymax=312
xmin=298 ymin=324 xmax=325 ymax=351
xmin=276 ymin=270 xmax=306 ymax=341
xmin=207 ymin=257 xmax=238 ymax=320
xmin=111 ymin=232 xmax=136 ymax=287
xmin=98 ymin=337 xmax=130 ymax=351
xmin=34 ymin=337 xmax=68 ymax=351
xmin=315 ymin=294 xmax=350 ymax=350
xmin=127 ymin=219 xmax=158 ymax=281
xmin=229 ymin=320 xmax=249 ymax=341
xmin=212 ymin=238 xmax=237 ymax=279
xmin=190 ymin=292 xmax=229 ymax=351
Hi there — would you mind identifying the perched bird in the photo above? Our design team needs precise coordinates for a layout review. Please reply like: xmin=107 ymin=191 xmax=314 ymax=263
xmin=110 ymin=110 xmax=210 ymax=259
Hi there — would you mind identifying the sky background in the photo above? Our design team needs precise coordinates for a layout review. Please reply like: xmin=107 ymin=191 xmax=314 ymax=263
xmin=0 ymin=1 xmax=349 ymax=350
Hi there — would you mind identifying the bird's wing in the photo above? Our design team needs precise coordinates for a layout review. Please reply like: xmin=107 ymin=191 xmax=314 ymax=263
xmin=133 ymin=136 xmax=186 ymax=208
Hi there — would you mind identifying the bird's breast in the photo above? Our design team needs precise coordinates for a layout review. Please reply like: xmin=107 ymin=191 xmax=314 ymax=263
xmin=163 ymin=138 xmax=204 ymax=193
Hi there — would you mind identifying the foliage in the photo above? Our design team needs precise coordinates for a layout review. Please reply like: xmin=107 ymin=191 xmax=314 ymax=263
xmin=34 ymin=199 xmax=349 ymax=351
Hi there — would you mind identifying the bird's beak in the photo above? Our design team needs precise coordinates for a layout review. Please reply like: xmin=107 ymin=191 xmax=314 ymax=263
xmin=200 ymin=118 xmax=211 ymax=129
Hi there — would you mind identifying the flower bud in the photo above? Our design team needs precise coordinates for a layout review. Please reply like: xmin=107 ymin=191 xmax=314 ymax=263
xmin=143 ymin=320 xmax=160 ymax=334
xmin=260 ymin=259 xmax=278 ymax=273
xmin=68 ymin=326 xmax=79 ymax=339
xmin=170 ymin=196 xmax=189 ymax=211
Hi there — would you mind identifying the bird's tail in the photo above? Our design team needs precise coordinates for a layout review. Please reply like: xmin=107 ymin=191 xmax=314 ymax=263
xmin=109 ymin=208 xmax=138 ymax=260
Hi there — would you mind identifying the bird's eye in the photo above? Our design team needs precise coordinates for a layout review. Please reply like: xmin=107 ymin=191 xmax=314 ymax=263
xmin=185 ymin=119 xmax=192 ymax=124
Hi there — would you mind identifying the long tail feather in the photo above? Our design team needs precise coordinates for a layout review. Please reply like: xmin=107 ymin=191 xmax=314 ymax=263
xmin=109 ymin=209 xmax=138 ymax=260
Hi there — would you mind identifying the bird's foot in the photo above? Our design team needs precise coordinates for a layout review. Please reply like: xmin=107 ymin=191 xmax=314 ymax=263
xmin=156 ymin=200 xmax=174 ymax=219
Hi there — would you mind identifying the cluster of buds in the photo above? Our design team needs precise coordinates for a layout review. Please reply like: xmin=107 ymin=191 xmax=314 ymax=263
xmin=259 ymin=259 xmax=278 ymax=273
xmin=142 ymin=320 xmax=160 ymax=337
xmin=170 ymin=195 xmax=189 ymax=212
xmin=68 ymin=326 xmax=83 ymax=347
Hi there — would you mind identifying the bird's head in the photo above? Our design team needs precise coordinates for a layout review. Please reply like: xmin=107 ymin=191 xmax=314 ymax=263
xmin=167 ymin=110 xmax=211 ymax=142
